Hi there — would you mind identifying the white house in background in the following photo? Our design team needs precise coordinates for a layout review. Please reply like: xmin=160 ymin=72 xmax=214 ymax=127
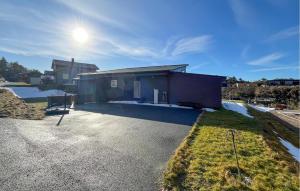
xmin=30 ymin=77 xmax=41 ymax=85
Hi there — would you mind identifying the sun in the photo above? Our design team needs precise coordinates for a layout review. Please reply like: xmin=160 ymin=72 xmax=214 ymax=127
xmin=72 ymin=27 xmax=89 ymax=43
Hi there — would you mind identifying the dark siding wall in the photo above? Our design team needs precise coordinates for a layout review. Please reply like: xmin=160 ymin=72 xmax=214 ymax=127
xmin=78 ymin=72 xmax=224 ymax=107
xmin=96 ymin=79 xmax=108 ymax=102
xmin=140 ymin=76 xmax=168 ymax=103
xmin=103 ymin=76 xmax=133 ymax=101
xmin=78 ymin=79 xmax=96 ymax=103
xmin=93 ymin=74 xmax=168 ymax=103
xmin=94 ymin=76 xmax=135 ymax=102
xmin=169 ymin=72 xmax=224 ymax=108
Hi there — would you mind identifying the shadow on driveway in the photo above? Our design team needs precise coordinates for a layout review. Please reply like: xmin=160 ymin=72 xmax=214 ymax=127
xmin=74 ymin=103 xmax=201 ymax=126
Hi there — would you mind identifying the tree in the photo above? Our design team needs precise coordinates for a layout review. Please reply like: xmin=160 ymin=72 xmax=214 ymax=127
xmin=287 ymin=86 xmax=299 ymax=108
xmin=0 ymin=57 xmax=42 ymax=82
xmin=226 ymin=76 xmax=238 ymax=85
xmin=255 ymin=86 xmax=273 ymax=98
xmin=261 ymin=78 xmax=267 ymax=81
xmin=0 ymin=57 xmax=8 ymax=78
xmin=28 ymin=69 xmax=42 ymax=77
xmin=237 ymin=85 xmax=255 ymax=99
xmin=6 ymin=62 xmax=27 ymax=82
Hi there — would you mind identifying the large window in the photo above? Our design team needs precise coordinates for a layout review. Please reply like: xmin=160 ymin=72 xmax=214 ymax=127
xmin=111 ymin=80 xmax=117 ymax=88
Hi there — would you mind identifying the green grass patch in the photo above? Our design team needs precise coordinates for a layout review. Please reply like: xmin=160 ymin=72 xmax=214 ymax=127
xmin=27 ymin=101 xmax=47 ymax=111
xmin=248 ymin=107 xmax=299 ymax=154
xmin=162 ymin=109 xmax=299 ymax=190
xmin=222 ymin=99 xmax=245 ymax=103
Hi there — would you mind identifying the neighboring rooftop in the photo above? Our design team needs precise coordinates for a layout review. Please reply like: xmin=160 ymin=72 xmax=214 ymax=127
xmin=52 ymin=59 xmax=99 ymax=70
xmin=267 ymin=78 xmax=299 ymax=81
xmin=79 ymin=64 xmax=188 ymax=76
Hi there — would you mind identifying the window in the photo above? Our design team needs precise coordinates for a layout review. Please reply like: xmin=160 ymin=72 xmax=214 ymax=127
xmin=62 ymin=73 xmax=69 ymax=79
xmin=111 ymin=80 xmax=117 ymax=88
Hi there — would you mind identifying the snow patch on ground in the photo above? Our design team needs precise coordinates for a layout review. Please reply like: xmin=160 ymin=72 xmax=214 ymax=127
xmin=278 ymin=137 xmax=300 ymax=162
xmin=108 ymin=101 xmax=137 ymax=104
xmin=202 ymin=108 xmax=216 ymax=112
xmin=4 ymin=87 xmax=69 ymax=98
xmin=222 ymin=101 xmax=253 ymax=118
xmin=108 ymin=100 xmax=193 ymax=109
xmin=282 ymin=111 xmax=300 ymax=115
xmin=248 ymin=104 xmax=275 ymax=112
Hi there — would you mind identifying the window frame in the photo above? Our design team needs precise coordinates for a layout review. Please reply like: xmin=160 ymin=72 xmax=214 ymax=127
xmin=111 ymin=79 xmax=118 ymax=88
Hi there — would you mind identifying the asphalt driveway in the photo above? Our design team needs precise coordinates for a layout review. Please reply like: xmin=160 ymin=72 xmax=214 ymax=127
xmin=0 ymin=103 xmax=200 ymax=191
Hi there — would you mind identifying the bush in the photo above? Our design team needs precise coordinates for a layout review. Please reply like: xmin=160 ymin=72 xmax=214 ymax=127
xmin=223 ymin=85 xmax=299 ymax=109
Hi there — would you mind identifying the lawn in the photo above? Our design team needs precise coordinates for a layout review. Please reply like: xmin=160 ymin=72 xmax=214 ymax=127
xmin=3 ymin=82 xmax=32 ymax=87
xmin=162 ymin=108 xmax=299 ymax=190
xmin=27 ymin=101 xmax=48 ymax=113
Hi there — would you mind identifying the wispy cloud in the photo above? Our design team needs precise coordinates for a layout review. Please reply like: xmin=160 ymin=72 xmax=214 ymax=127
xmin=250 ymin=66 xmax=300 ymax=72
xmin=0 ymin=34 xmax=212 ymax=62
xmin=241 ymin=45 xmax=250 ymax=59
xmin=265 ymin=26 xmax=299 ymax=42
xmin=228 ymin=0 xmax=257 ymax=28
xmin=247 ymin=52 xmax=284 ymax=65
xmin=55 ymin=0 xmax=129 ymax=31
xmin=189 ymin=62 xmax=210 ymax=71
xmin=0 ymin=1 xmax=214 ymax=63
xmin=114 ymin=45 xmax=159 ymax=58
xmin=171 ymin=35 xmax=213 ymax=56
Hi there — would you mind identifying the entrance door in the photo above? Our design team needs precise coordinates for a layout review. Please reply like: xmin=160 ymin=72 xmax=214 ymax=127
xmin=133 ymin=81 xmax=141 ymax=98
xmin=154 ymin=89 xmax=159 ymax=104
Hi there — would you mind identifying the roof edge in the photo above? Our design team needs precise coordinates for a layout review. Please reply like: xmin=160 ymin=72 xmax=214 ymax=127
xmin=170 ymin=71 xmax=226 ymax=79
xmin=52 ymin=59 xmax=99 ymax=69
xmin=78 ymin=64 xmax=188 ymax=76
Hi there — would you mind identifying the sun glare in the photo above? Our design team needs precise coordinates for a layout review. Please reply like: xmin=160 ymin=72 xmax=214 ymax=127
xmin=72 ymin=27 xmax=88 ymax=43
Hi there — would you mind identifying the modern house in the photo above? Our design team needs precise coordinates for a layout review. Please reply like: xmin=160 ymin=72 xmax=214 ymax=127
xmin=76 ymin=64 xmax=225 ymax=108
xmin=52 ymin=58 xmax=99 ymax=85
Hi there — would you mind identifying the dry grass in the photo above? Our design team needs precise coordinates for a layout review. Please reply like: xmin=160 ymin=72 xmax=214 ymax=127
xmin=248 ymin=107 xmax=299 ymax=158
xmin=162 ymin=108 xmax=299 ymax=190
xmin=3 ymin=82 xmax=32 ymax=87
xmin=0 ymin=89 xmax=46 ymax=120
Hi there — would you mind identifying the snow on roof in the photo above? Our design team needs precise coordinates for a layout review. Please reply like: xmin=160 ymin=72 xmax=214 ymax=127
xmin=5 ymin=87 xmax=71 ymax=99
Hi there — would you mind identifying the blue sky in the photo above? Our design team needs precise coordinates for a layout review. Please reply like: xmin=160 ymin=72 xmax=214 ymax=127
xmin=0 ymin=0 xmax=298 ymax=80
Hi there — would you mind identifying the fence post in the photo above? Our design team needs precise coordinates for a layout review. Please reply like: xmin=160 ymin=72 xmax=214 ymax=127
xmin=64 ymin=93 xmax=67 ymax=110
xmin=229 ymin=129 xmax=241 ymax=180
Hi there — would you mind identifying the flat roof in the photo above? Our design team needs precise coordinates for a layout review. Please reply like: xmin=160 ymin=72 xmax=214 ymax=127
xmin=78 ymin=64 xmax=188 ymax=76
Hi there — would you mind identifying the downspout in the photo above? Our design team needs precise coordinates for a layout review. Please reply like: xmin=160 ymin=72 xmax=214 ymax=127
xmin=52 ymin=60 xmax=58 ymax=84
xmin=69 ymin=58 xmax=74 ymax=84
